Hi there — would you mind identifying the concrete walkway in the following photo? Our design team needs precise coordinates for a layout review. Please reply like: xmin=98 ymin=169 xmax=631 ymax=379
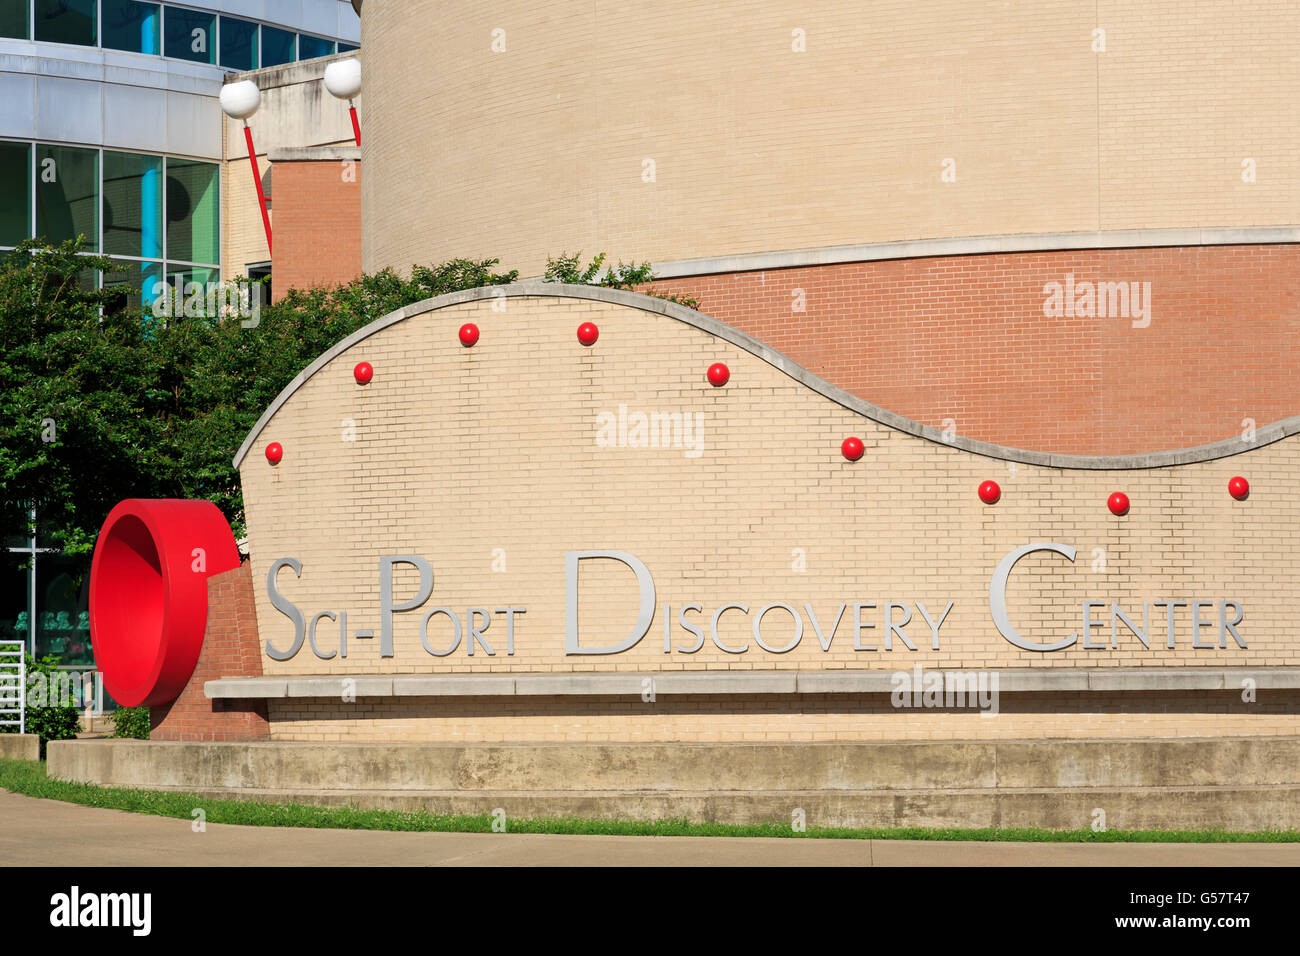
xmin=2 ymin=790 xmax=1298 ymax=866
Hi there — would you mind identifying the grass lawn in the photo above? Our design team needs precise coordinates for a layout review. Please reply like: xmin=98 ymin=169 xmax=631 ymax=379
xmin=2 ymin=756 xmax=1297 ymax=842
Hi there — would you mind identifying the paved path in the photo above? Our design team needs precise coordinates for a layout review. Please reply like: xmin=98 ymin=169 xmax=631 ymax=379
xmin=2 ymin=790 xmax=1298 ymax=866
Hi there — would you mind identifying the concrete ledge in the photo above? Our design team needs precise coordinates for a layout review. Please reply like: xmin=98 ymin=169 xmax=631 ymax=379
xmin=0 ymin=734 xmax=39 ymax=761
xmin=206 ymin=668 xmax=1300 ymax=700
xmin=268 ymin=146 xmax=361 ymax=162
xmin=46 ymin=737 xmax=1300 ymax=830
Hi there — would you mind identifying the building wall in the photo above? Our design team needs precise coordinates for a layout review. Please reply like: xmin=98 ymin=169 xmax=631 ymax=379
xmin=265 ymin=691 xmax=1300 ymax=743
xmin=235 ymin=290 xmax=1299 ymax=690
xmin=360 ymin=0 xmax=1300 ymax=278
xmin=268 ymin=153 xmax=362 ymax=299
xmin=649 ymin=244 xmax=1300 ymax=456
xmin=220 ymin=52 xmax=362 ymax=280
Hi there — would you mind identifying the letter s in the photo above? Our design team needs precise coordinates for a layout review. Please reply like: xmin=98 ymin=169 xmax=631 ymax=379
xmin=266 ymin=557 xmax=306 ymax=660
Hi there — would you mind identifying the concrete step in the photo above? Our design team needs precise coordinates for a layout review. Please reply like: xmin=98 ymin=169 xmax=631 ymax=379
xmin=47 ymin=737 xmax=1300 ymax=830
xmin=165 ymin=784 xmax=1300 ymax=831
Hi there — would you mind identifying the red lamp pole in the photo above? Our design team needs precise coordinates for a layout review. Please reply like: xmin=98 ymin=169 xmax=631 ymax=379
xmin=349 ymin=102 xmax=361 ymax=147
xmin=243 ymin=121 xmax=273 ymax=255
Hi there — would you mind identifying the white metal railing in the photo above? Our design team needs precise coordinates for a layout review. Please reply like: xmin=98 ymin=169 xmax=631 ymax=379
xmin=0 ymin=640 xmax=24 ymax=735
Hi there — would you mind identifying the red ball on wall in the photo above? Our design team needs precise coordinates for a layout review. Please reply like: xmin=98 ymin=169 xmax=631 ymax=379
xmin=1107 ymin=491 xmax=1130 ymax=516
xmin=841 ymin=437 xmax=864 ymax=461
xmin=978 ymin=480 xmax=1001 ymax=504
xmin=353 ymin=361 xmax=373 ymax=385
xmin=459 ymin=323 xmax=480 ymax=347
xmin=1228 ymin=476 xmax=1250 ymax=500
xmin=577 ymin=322 xmax=599 ymax=346
xmin=265 ymin=442 xmax=283 ymax=465
xmin=707 ymin=362 xmax=730 ymax=387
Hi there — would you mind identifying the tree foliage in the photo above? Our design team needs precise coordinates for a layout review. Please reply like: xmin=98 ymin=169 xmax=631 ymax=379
xmin=0 ymin=242 xmax=697 ymax=549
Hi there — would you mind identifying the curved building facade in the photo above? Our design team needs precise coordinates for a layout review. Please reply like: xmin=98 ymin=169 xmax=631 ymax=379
xmin=357 ymin=0 xmax=1300 ymax=456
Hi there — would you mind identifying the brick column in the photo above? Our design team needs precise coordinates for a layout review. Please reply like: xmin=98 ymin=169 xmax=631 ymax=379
xmin=150 ymin=561 xmax=269 ymax=741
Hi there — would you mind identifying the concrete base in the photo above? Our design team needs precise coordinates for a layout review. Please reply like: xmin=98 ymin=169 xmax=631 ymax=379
xmin=46 ymin=737 xmax=1300 ymax=831
xmin=0 ymin=734 xmax=40 ymax=761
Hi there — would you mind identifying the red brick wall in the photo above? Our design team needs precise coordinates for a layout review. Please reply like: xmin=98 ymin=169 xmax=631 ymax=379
xmin=271 ymin=159 xmax=363 ymax=301
xmin=651 ymin=245 xmax=1300 ymax=456
xmin=150 ymin=562 xmax=268 ymax=741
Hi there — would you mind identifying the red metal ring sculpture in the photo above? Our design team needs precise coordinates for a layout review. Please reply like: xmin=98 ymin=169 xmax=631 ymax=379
xmin=89 ymin=499 xmax=240 ymax=707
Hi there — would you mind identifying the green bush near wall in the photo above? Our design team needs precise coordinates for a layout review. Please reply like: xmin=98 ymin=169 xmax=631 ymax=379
xmin=110 ymin=705 xmax=150 ymax=739
xmin=0 ymin=654 xmax=80 ymax=758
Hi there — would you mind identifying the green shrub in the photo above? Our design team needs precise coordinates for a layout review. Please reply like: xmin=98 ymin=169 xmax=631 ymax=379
xmin=544 ymin=252 xmax=700 ymax=310
xmin=110 ymin=705 xmax=151 ymax=740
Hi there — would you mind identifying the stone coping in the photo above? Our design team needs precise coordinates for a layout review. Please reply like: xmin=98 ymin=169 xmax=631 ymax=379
xmin=651 ymin=226 xmax=1300 ymax=279
xmin=268 ymin=146 xmax=360 ymax=162
xmin=230 ymin=282 xmax=1300 ymax=471
xmin=205 ymin=668 xmax=1300 ymax=699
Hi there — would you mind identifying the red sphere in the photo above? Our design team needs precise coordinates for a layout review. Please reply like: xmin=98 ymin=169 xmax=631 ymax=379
xmin=577 ymin=322 xmax=599 ymax=346
xmin=353 ymin=361 xmax=373 ymax=385
xmin=978 ymin=480 xmax=1001 ymax=504
xmin=265 ymin=442 xmax=283 ymax=465
xmin=841 ymin=437 xmax=864 ymax=461
xmin=1107 ymin=491 xmax=1130 ymax=516
xmin=459 ymin=323 xmax=480 ymax=347
xmin=707 ymin=362 xmax=730 ymax=387
xmin=1228 ymin=476 xmax=1250 ymax=500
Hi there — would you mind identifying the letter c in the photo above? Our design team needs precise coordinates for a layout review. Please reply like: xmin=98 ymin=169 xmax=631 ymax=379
xmin=989 ymin=542 xmax=1078 ymax=652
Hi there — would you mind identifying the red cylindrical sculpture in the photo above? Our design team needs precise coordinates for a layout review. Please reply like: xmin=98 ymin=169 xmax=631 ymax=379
xmin=459 ymin=323 xmax=480 ymax=347
xmin=1228 ymin=476 xmax=1250 ymax=500
xmin=353 ymin=361 xmax=373 ymax=385
xmin=841 ymin=437 xmax=864 ymax=461
xmin=978 ymin=480 xmax=1001 ymax=504
xmin=89 ymin=500 xmax=240 ymax=707
xmin=1108 ymin=491 xmax=1130 ymax=516
xmin=577 ymin=322 xmax=599 ymax=346
xmin=707 ymin=362 xmax=730 ymax=387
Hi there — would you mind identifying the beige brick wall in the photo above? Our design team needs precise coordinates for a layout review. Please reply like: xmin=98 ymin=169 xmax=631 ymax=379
xmin=266 ymin=691 xmax=1300 ymax=743
xmin=361 ymin=1 xmax=1300 ymax=276
xmin=237 ymin=293 xmax=1300 ymax=686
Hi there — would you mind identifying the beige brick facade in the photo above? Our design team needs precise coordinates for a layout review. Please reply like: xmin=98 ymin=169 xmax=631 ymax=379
xmin=265 ymin=691 xmax=1300 ymax=743
xmin=232 ymin=290 xmax=1300 ymax=740
xmin=360 ymin=1 xmax=1300 ymax=277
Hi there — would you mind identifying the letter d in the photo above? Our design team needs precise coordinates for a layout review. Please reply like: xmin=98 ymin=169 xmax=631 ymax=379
xmin=566 ymin=551 xmax=655 ymax=655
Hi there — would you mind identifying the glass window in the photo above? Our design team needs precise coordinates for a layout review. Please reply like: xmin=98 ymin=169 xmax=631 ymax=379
xmin=338 ymin=43 xmax=359 ymax=54
xmin=34 ymin=0 xmax=96 ymax=45
xmin=163 ymin=5 xmax=214 ymax=64
xmin=165 ymin=158 xmax=218 ymax=264
xmin=219 ymin=15 xmax=257 ymax=71
xmin=102 ymin=0 xmax=160 ymax=55
xmin=104 ymin=258 xmax=164 ymax=318
xmin=165 ymin=263 xmax=219 ymax=316
xmin=298 ymin=34 xmax=334 ymax=60
xmin=261 ymin=25 xmax=295 ymax=66
xmin=103 ymin=150 xmax=163 ymax=259
xmin=0 ymin=0 xmax=28 ymax=39
xmin=0 ymin=141 xmax=31 ymax=246
xmin=35 ymin=145 xmax=98 ymax=249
